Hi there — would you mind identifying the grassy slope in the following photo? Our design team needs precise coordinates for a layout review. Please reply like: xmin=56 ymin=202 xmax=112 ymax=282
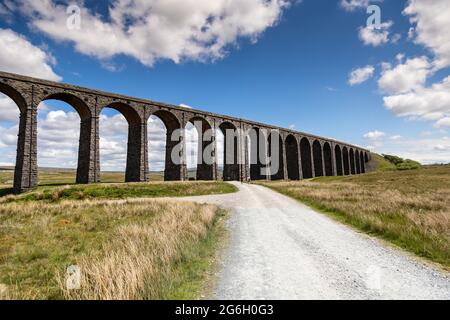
xmin=258 ymin=166 xmax=450 ymax=268
xmin=369 ymin=153 xmax=397 ymax=171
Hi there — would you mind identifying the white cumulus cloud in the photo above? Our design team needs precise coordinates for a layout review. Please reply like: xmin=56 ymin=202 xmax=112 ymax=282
xmin=403 ymin=0 xmax=450 ymax=69
xmin=378 ymin=56 xmax=431 ymax=94
xmin=0 ymin=28 xmax=61 ymax=81
xmin=17 ymin=0 xmax=291 ymax=67
xmin=383 ymin=76 xmax=450 ymax=126
xmin=340 ymin=0 xmax=382 ymax=12
xmin=358 ymin=21 xmax=393 ymax=47
xmin=348 ymin=65 xmax=375 ymax=86
xmin=375 ymin=1 xmax=450 ymax=130
xmin=363 ymin=130 xmax=386 ymax=140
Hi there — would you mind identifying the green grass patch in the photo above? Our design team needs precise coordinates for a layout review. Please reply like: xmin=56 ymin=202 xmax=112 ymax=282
xmin=4 ymin=181 xmax=237 ymax=203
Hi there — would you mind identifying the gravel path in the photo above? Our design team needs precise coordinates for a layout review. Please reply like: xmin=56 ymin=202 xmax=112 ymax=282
xmin=181 ymin=182 xmax=450 ymax=300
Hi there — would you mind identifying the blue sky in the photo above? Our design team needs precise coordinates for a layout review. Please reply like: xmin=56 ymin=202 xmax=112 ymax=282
xmin=0 ymin=0 xmax=449 ymax=170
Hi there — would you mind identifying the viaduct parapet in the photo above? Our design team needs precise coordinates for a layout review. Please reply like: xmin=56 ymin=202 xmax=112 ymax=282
xmin=0 ymin=71 xmax=370 ymax=193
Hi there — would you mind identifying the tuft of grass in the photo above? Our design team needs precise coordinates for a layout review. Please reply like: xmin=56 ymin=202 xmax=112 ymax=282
xmin=258 ymin=166 xmax=450 ymax=268
xmin=0 ymin=199 xmax=227 ymax=300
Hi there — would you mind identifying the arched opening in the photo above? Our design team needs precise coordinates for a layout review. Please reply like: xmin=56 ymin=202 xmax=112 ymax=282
xmin=313 ymin=140 xmax=324 ymax=177
xmin=323 ymin=142 xmax=333 ymax=176
xmin=285 ymin=135 xmax=300 ymax=180
xmin=355 ymin=151 xmax=361 ymax=174
xmin=334 ymin=145 xmax=343 ymax=176
xmin=248 ymin=127 xmax=268 ymax=180
xmin=268 ymin=131 xmax=284 ymax=180
xmin=360 ymin=151 xmax=365 ymax=173
xmin=0 ymin=91 xmax=22 ymax=192
xmin=186 ymin=117 xmax=214 ymax=181
xmin=151 ymin=110 xmax=182 ymax=181
xmin=300 ymin=138 xmax=313 ymax=179
xmin=349 ymin=148 xmax=356 ymax=174
xmin=343 ymin=147 xmax=350 ymax=175
xmin=147 ymin=115 xmax=167 ymax=181
xmin=37 ymin=93 xmax=92 ymax=185
xmin=365 ymin=152 xmax=369 ymax=163
xmin=100 ymin=102 xmax=141 ymax=182
xmin=219 ymin=122 xmax=239 ymax=181
xmin=185 ymin=121 xmax=198 ymax=180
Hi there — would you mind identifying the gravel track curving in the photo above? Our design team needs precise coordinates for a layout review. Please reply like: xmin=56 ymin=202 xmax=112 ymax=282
xmin=181 ymin=182 xmax=450 ymax=300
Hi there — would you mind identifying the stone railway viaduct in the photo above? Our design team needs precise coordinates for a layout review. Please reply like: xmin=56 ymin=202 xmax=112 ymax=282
xmin=0 ymin=71 xmax=371 ymax=193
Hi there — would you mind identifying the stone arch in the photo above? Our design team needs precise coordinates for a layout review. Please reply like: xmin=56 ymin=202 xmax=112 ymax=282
xmin=343 ymin=146 xmax=350 ymax=175
xmin=355 ymin=150 xmax=361 ymax=174
xmin=185 ymin=116 xmax=214 ymax=180
xmin=349 ymin=148 xmax=356 ymax=174
xmin=103 ymin=102 xmax=142 ymax=125
xmin=41 ymin=92 xmax=92 ymax=119
xmin=334 ymin=145 xmax=343 ymax=176
xmin=40 ymin=92 xmax=94 ymax=184
xmin=150 ymin=109 xmax=183 ymax=181
xmin=100 ymin=102 xmax=145 ymax=182
xmin=365 ymin=152 xmax=369 ymax=163
xmin=0 ymin=82 xmax=27 ymax=112
xmin=300 ymin=137 xmax=313 ymax=179
xmin=285 ymin=134 xmax=300 ymax=180
xmin=268 ymin=131 xmax=284 ymax=180
xmin=312 ymin=140 xmax=324 ymax=177
xmin=360 ymin=151 xmax=366 ymax=173
xmin=248 ymin=127 xmax=268 ymax=180
xmin=219 ymin=121 xmax=239 ymax=181
xmin=323 ymin=142 xmax=333 ymax=176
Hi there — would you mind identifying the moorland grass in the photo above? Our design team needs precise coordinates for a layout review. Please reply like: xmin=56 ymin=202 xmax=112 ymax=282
xmin=0 ymin=199 xmax=227 ymax=299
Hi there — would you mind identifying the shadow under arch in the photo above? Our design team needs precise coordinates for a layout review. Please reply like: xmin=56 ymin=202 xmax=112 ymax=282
xmin=300 ymin=137 xmax=313 ymax=179
xmin=268 ymin=131 xmax=284 ymax=180
xmin=150 ymin=109 xmax=183 ymax=181
xmin=355 ymin=150 xmax=361 ymax=174
xmin=343 ymin=146 xmax=350 ymax=175
xmin=248 ymin=127 xmax=268 ymax=180
xmin=323 ymin=142 xmax=333 ymax=176
xmin=360 ymin=151 xmax=366 ymax=173
xmin=334 ymin=145 xmax=343 ymax=176
xmin=285 ymin=134 xmax=300 ymax=180
xmin=312 ymin=140 xmax=324 ymax=177
xmin=349 ymin=148 xmax=356 ymax=174
xmin=219 ymin=121 xmax=239 ymax=181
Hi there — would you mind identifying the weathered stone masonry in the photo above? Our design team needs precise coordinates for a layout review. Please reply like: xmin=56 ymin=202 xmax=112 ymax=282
xmin=0 ymin=71 xmax=371 ymax=193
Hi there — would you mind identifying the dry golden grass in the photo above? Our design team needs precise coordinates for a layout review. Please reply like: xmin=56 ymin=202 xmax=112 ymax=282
xmin=0 ymin=198 xmax=224 ymax=300
xmin=259 ymin=166 xmax=450 ymax=267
